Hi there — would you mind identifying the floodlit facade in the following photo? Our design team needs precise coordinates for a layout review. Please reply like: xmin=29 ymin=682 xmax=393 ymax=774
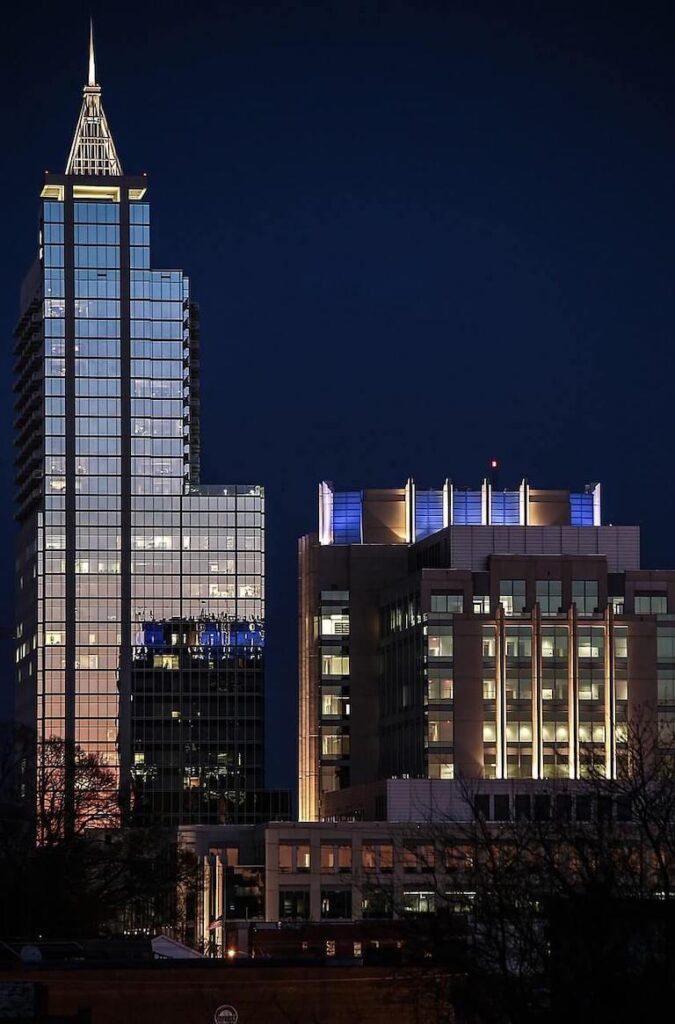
xmin=14 ymin=30 xmax=279 ymax=827
xmin=299 ymin=478 xmax=675 ymax=821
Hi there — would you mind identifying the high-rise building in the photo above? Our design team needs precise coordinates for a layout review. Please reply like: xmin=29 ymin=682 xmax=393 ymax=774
xmin=14 ymin=30 xmax=285 ymax=828
xmin=299 ymin=477 xmax=674 ymax=821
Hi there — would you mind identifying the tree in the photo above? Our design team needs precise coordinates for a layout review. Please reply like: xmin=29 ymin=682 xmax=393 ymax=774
xmin=37 ymin=736 xmax=120 ymax=845
xmin=388 ymin=720 xmax=675 ymax=1023
xmin=0 ymin=729 xmax=197 ymax=941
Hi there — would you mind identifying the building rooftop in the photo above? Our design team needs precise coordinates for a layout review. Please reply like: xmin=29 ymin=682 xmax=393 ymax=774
xmin=318 ymin=479 xmax=603 ymax=546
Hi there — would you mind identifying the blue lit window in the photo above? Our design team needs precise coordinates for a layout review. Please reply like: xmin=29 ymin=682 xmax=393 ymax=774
xmin=491 ymin=492 xmax=520 ymax=525
xmin=332 ymin=491 xmax=362 ymax=545
xmin=570 ymin=493 xmax=594 ymax=526
xmin=43 ymin=201 xmax=64 ymax=223
xmin=200 ymin=625 xmax=223 ymax=646
xmin=453 ymin=491 xmax=482 ymax=525
xmin=230 ymin=627 xmax=264 ymax=648
xmin=143 ymin=623 xmax=165 ymax=646
xmin=415 ymin=489 xmax=444 ymax=540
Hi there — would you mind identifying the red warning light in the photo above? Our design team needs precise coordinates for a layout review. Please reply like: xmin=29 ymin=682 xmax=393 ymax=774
xmin=490 ymin=459 xmax=498 ymax=470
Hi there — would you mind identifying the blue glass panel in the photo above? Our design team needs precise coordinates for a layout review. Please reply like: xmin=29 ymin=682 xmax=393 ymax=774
xmin=453 ymin=490 xmax=482 ymax=525
xmin=200 ymin=625 xmax=223 ymax=646
xmin=415 ymin=489 xmax=444 ymax=540
xmin=570 ymin=493 xmax=594 ymax=526
xmin=43 ymin=201 xmax=64 ymax=222
xmin=491 ymin=491 xmax=520 ymax=525
xmin=229 ymin=627 xmax=264 ymax=648
xmin=143 ymin=623 xmax=165 ymax=646
xmin=332 ymin=491 xmax=362 ymax=545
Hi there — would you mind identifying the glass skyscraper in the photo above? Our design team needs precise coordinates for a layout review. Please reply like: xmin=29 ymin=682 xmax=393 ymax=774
xmin=15 ymin=32 xmax=285 ymax=828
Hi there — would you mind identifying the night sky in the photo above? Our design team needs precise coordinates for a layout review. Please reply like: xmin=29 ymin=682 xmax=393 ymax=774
xmin=1 ymin=1 xmax=675 ymax=797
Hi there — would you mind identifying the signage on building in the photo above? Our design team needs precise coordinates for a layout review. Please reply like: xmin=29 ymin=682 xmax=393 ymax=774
xmin=214 ymin=1006 xmax=238 ymax=1024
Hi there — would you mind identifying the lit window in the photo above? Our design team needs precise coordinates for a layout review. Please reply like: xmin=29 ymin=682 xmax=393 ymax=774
xmin=320 ymin=845 xmax=335 ymax=871
xmin=428 ymin=631 xmax=453 ymax=658
xmin=482 ymin=631 xmax=496 ymax=657
xmin=402 ymin=891 xmax=436 ymax=914
xmin=505 ymin=627 xmax=532 ymax=658
xmin=505 ymin=721 xmax=532 ymax=743
xmin=542 ymin=723 xmax=569 ymax=743
xmin=321 ymin=650 xmax=350 ymax=676
xmin=614 ymin=632 xmax=628 ymax=659
xmin=428 ymin=717 xmax=453 ymax=744
xmin=321 ymin=730 xmax=349 ymax=757
xmin=541 ymin=628 xmax=568 ymax=658
xmin=320 ymin=612 xmax=350 ymax=636
xmin=153 ymin=654 xmax=179 ymax=670
xmin=577 ymin=627 xmax=604 ymax=659
xmin=428 ymin=674 xmax=453 ymax=700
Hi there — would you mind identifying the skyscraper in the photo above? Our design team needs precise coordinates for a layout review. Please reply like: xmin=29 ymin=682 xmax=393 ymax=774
xmin=15 ymin=30 xmax=282 ymax=828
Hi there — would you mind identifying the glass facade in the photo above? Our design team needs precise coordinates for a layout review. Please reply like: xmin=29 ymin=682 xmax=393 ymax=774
xmin=415 ymin=488 xmax=444 ymax=540
xmin=452 ymin=489 xmax=482 ymax=525
xmin=16 ymin=168 xmax=272 ymax=826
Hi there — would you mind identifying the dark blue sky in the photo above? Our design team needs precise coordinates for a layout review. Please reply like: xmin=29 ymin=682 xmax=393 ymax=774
xmin=2 ymin=1 xmax=675 ymax=794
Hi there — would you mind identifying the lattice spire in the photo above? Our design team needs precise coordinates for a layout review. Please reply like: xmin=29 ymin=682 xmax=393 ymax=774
xmin=65 ymin=22 xmax=122 ymax=176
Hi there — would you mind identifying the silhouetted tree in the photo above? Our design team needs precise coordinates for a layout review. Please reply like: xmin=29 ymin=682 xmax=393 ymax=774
xmin=387 ymin=719 xmax=675 ymax=1023
xmin=0 ymin=730 xmax=196 ymax=941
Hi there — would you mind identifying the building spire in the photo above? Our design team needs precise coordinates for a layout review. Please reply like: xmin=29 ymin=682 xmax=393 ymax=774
xmin=65 ymin=21 xmax=122 ymax=176
xmin=88 ymin=18 xmax=96 ymax=87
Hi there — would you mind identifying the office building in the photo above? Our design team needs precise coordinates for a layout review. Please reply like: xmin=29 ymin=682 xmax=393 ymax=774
xmin=299 ymin=477 xmax=673 ymax=820
xmin=14 ymin=30 xmax=283 ymax=827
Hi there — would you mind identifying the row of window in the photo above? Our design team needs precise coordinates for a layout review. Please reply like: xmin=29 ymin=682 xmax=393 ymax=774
xmin=279 ymin=841 xmax=442 ymax=874
xmin=428 ymin=583 xmax=670 ymax=617
xmin=483 ymin=721 xmax=607 ymax=743
xmin=46 ymin=437 xmax=183 ymax=457
xmin=278 ymin=887 xmax=457 ymax=920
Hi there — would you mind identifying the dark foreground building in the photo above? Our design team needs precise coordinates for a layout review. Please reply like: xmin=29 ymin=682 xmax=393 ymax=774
xmin=0 ymin=964 xmax=451 ymax=1024
xmin=14 ymin=30 xmax=286 ymax=827
xmin=299 ymin=477 xmax=674 ymax=820
xmin=131 ymin=616 xmax=287 ymax=826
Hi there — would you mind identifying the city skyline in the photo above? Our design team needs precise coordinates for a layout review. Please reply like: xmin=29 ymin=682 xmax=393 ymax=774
xmin=3 ymin=5 xmax=675 ymax=798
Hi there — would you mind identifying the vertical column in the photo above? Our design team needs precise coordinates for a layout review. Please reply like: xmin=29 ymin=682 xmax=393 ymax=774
xmin=605 ymin=607 xmax=615 ymax=779
xmin=63 ymin=182 xmax=76 ymax=833
xmin=532 ymin=603 xmax=543 ymax=779
xmin=118 ymin=187 xmax=132 ymax=819
xmin=482 ymin=479 xmax=491 ymax=525
xmin=495 ymin=605 xmax=506 ymax=778
xmin=215 ymin=855 xmax=223 ymax=951
xmin=203 ymin=856 xmax=212 ymax=952
xmin=452 ymin=617 xmax=483 ymax=777
xmin=568 ymin=605 xmax=579 ymax=778
xmin=309 ymin=831 xmax=321 ymax=922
